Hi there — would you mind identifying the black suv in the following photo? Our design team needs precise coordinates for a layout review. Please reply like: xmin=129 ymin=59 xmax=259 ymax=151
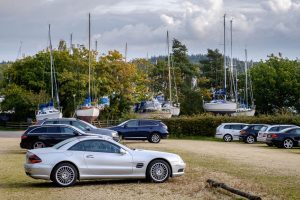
xmin=38 ymin=118 xmax=119 ymax=141
xmin=239 ymin=124 xmax=269 ymax=144
xmin=108 ymin=119 xmax=168 ymax=143
xmin=20 ymin=124 xmax=91 ymax=149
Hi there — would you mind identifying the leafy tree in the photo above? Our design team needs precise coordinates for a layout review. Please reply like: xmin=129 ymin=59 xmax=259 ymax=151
xmin=251 ymin=55 xmax=300 ymax=114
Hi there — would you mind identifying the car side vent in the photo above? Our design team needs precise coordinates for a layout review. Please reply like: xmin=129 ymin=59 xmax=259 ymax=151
xmin=136 ymin=163 xmax=144 ymax=168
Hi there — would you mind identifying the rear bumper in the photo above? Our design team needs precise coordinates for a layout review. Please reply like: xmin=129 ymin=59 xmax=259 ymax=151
xmin=20 ymin=142 xmax=31 ymax=149
xmin=257 ymin=137 xmax=267 ymax=142
xmin=215 ymin=134 xmax=223 ymax=139
xmin=24 ymin=163 xmax=52 ymax=180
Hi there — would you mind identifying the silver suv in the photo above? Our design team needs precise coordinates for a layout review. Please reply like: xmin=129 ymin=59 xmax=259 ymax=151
xmin=215 ymin=123 xmax=248 ymax=142
xmin=38 ymin=118 xmax=119 ymax=142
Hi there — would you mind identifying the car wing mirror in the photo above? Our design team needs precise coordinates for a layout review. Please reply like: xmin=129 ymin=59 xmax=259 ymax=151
xmin=86 ymin=127 xmax=91 ymax=131
xmin=123 ymin=124 xmax=128 ymax=128
xmin=120 ymin=149 xmax=127 ymax=155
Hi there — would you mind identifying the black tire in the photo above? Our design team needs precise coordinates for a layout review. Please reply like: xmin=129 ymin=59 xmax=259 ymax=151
xmin=148 ymin=133 xmax=161 ymax=143
xmin=32 ymin=141 xmax=46 ymax=149
xmin=146 ymin=159 xmax=170 ymax=183
xmin=223 ymin=134 xmax=233 ymax=142
xmin=51 ymin=163 xmax=78 ymax=187
xmin=246 ymin=135 xmax=255 ymax=144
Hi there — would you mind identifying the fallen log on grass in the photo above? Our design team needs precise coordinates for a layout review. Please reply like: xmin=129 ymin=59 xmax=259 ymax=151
xmin=206 ymin=179 xmax=262 ymax=200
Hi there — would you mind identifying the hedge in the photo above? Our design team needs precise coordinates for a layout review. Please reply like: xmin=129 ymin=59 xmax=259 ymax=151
xmin=161 ymin=114 xmax=300 ymax=138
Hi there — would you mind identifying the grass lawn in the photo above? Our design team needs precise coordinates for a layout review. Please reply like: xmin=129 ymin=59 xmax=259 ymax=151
xmin=0 ymin=138 xmax=299 ymax=200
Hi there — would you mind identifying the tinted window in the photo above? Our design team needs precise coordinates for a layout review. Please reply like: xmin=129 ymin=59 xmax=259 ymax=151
xmin=223 ymin=125 xmax=230 ymax=129
xmin=140 ymin=120 xmax=157 ymax=126
xmin=278 ymin=126 xmax=292 ymax=131
xmin=287 ymin=129 xmax=296 ymax=134
xmin=47 ymin=127 xmax=59 ymax=133
xmin=72 ymin=121 xmax=87 ymax=131
xmin=126 ymin=120 xmax=139 ymax=127
xmin=30 ymin=127 xmax=47 ymax=134
xmin=269 ymin=127 xmax=278 ymax=132
xmin=295 ymin=129 xmax=300 ymax=134
xmin=69 ymin=140 xmax=120 ymax=153
xmin=260 ymin=126 xmax=268 ymax=132
xmin=60 ymin=127 xmax=75 ymax=135
xmin=58 ymin=121 xmax=71 ymax=125
xmin=43 ymin=121 xmax=55 ymax=125
xmin=231 ymin=125 xmax=243 ymax=130
xmin=253 ymin=125 xmax=263 ymax=131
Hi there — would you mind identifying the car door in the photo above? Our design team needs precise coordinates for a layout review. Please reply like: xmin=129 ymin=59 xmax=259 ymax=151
xmin=122 ymin=120 xmax=140 ymax=138
xmin=231 ymin=124 xmax=242 ymax=140
xmin=43 ymin=127 xmax=61 ymax=146
xmin=138 ymin=120 xmax=155 ymax=138
xmin=78 ymin=140 xmax=133 ymax=176
xmin=293 ymin=129 xmax=300 ymax=146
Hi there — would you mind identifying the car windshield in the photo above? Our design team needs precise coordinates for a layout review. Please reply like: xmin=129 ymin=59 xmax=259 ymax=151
xmin=118 ymin=120 xmax=129 ymax=127
xmin=52 ymin=137 xmax=78 ymax=149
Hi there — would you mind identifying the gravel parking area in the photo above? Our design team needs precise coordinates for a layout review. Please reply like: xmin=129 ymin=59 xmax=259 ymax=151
xmin=0 ymin=132 xmax=299 ymax=200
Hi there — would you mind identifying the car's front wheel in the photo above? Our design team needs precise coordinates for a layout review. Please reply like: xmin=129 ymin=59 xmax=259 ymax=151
xmin=246 ymin=135 xmax=255 ymax=144
xmin=147 ymin=159 xmax=170 ymax=183
xmin=223 ymin=134 xmax=233 ymax=142
xmin=283 ymin=138 xmax=294 ymax=149
xmin=149 ymin=133 xmax=161 ymax=143
xmin=52 ymin=163 xmax=78 ymax=187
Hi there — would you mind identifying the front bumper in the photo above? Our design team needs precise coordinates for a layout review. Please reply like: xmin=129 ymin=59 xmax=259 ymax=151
xmin=24 ymin=163 xmax=52 ymax=180
xmin=171 ymin=162 xmax=186 ymax=177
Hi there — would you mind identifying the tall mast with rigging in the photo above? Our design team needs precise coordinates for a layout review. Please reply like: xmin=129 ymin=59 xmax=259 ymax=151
xmin=223 ymin=14 xmax=227 ymax=101
xmin=88 ymin=13 xmax=91 ymax=98
xmin=167 ymin=31 xmax=172 ymax=103
xmin=48 ymin=24 xmax=54 ymax=100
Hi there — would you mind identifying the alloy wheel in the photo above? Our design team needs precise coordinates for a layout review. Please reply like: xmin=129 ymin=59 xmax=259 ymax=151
xmin=150 ymin=162 xmax=169 ymax=182
xmin=55 ymin=165 xmax=76 ymax=186
xmin=223 ymin=134 xmax=232 ymax=142
xmin=151 ymin=134 xmax=161 ymax=143
xmin=283 ymin=139 xmax=293 ymax=149
xmin=33 ymin=141 xmax=45 ymax=149
xmin=246 ymin=135 xmax=255 ymax=144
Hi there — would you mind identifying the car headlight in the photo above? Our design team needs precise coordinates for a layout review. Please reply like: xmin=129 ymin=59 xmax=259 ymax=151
xmin=111 ymin=132 xmax=118 ymax=137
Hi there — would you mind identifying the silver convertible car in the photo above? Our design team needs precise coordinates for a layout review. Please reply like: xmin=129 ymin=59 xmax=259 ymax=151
xmin=24 ymin=136 xmax=185 ymax=187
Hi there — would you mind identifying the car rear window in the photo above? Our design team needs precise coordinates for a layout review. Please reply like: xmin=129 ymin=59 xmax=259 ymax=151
xmin=231 ymin=125 xmax=243 ymax=130
xmin=223 ymin=125 xmax=230 ymax=129
xmin=30 ymin=127 xmax=47 ymax=134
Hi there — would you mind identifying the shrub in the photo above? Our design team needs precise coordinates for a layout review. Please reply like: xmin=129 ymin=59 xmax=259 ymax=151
xmin=161 ymin=114 xmax=300 ymax=138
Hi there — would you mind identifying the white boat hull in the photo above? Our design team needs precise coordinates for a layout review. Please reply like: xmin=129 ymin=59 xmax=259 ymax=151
xmin=36 ymin=109 xmax=62 ymax=121
xmin=203 ymin=101 xmax=237 ymax=114
xmin=231 ymin=109 xmax=255 ymax=116
xmin=76 ymin=106 xmax=100 ymax=122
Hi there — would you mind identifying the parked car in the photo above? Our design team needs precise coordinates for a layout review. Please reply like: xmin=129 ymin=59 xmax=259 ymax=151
xmin=215 ymin=123 xmax=248 ymax=142
xmin=20 ymin=124 xmax=94 ymax=149
xmin=37 ymin=118 xmax=119 ymax=142
xmin=266 ymin=127 xmax=300 ymax=149
xmin=24 ymin=136 xmax=186 ymax=187
xmin=108 ymin=119 xmax=168 ymax=143
xmin=239 ymin=124 xmax=269 ymax=144
xmin=257 ymin=124 xmax=297 ymax=144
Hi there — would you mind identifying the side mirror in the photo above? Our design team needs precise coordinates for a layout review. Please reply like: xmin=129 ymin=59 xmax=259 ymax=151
xmin=120 ymin=148 xmax=127 ymax=155
xmin=123 ymin=124 xmax=128 ymax=128
xmin=73 ymin=131 xmax=79 ymax=136
xmin=86 ymin=127 xmax=91 ymax=131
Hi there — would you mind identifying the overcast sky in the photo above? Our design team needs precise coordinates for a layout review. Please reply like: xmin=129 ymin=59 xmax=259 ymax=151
xmin=1 ymin=0 xmax=300 ymax=62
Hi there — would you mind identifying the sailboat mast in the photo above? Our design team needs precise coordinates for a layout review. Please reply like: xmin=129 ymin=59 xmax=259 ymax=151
xmin=230 ymin=19 xmax=237 ymax=102
xmin=48 ymin=24 xmax=54 ymax=99
xmin=167 ymin=31 xmax=172 ymax=103
xmin=88 ymin=13 xmax=91 ymax=98
xmin=245 ymin=48 xmax=248 ymax=107
xmin=125 ymin=42 xmax=128 ymax=62
xmin=223 ymin=14 xmax=227 ymax=101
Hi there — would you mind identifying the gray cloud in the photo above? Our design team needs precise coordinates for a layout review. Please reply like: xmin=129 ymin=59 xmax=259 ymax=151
xmin=1 ymin=0 xmax=300 ymax=61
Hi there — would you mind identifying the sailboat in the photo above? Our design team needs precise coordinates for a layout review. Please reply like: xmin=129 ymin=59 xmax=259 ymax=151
xmin=162 ymin=31 xmax=180 ymax=116
xmin=232 ymin=49 xmax=255 ymax=116
xmin=36 ymin=25 xmax=63 ymax=121
xmin=75 ymin=13 xmax=100 ymax=122
xmin=203 ymin=14 xmax=237 ymax=114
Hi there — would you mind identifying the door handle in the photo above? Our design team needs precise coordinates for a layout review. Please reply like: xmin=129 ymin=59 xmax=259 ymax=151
xmin=86 ymin=155 xmax=94 ymax=158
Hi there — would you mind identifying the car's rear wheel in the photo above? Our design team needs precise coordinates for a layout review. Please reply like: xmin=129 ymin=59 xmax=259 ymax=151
xmin=147 ymin=159 xmax=170 ymax=183
xmin=149 ymin=133 xmax=161 ymax=143
xmin=283 ymin=138 xmax=294 ymax=149
xmin=52 ymin=163 xmax=77 ymax=187
xmin=223 ymin=134 xmax=233 ymax=142
xmin=246 ymin=135 xmax=255 ymax=144
xmin=32 ymin=141 xmax=46 ymax=149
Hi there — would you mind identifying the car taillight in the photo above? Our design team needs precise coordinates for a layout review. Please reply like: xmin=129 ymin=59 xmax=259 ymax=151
xmin=28 ymin=154 xmax=42 ymax=164
xmin=21 ymin=135 xmax=28 ymax=140
xmin=271 ymin=134 xmax=278 ymax=138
